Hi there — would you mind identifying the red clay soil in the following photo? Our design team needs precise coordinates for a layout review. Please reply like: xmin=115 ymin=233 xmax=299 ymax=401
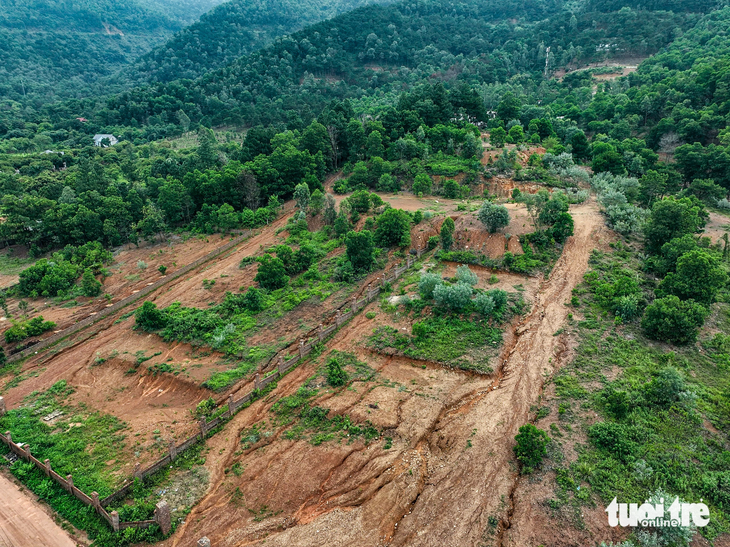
xmin=0 ymin=470 xmax=81 ymax=547
xmin=158 ymin=199 xmax=610 ymax=547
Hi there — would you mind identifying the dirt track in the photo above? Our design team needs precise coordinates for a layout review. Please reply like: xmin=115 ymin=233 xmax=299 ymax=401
xmin=157 ymin=199 xmax=607 ymax=547
xmin=0 ymin=471 xmax=79 ymax=547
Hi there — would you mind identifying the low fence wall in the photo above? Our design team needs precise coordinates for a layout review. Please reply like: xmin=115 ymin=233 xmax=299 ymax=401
xmin=0 ymin=431 xmax=171 ymax=534
xmin=3 ymin=245 xmax=428 ymax=533
xmin=9 ymin=230 xmax=254 ymax=363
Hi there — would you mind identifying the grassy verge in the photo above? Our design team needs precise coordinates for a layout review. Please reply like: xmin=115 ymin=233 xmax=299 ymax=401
xmin=541 ymin=246 xmax=730 ymax=542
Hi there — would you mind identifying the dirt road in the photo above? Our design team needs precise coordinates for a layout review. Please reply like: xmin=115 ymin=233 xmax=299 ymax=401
xmin=0 ymin=472 xmax=78 ymax=547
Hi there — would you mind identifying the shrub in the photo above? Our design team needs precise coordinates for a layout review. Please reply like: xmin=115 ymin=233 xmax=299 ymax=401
xmin=641 ymin=295 xmax=708 ymax=345
xmin=158 ymin=265 xmax=167 ymax=275
xmin=433 ymin=282 xmax=473 ymax=311
xmin=135 ymin=301 xmax=167 ymax=331
xmin=374 ymin=208 xmax=412 ymax=248
xmin=137 ymin=260 xmax=148 ymax=270
xmin=377 ymin=173 xmax=400 ymax=193
xmin=254 ymin=255 xmax=289 ymax=290
xmin=514 ymin=424 xmax=549 ymax=473
xmin=293 ymin=182 xmax=311 ymax=211
xmin=440 ymin=217 xmax=455 ymax=250
xmin=474 ymin=293 xmax=495 ymax=317
xmin=643 ymin=197 xmax=706 ymax=254
xmin=418 ymin=273 xmax=443 ymax=299
xmin=18 ymin=258 xmax=78 ymax=297
xmin=412 ymin=173 xmax=432 ymax=195
xmin=657 ymin=249 xmax=727 ymax=305
xmin=455 ymin=265 xmax=478 ymax=286
xmin=326 ymin=356 xmax=349 ymax=387
xmin=412 ymin=210 xmax=423 ymax=224
xmin=486 ymin=289 xmax=508 ymax=311
xmin=588 ymin=422 xmax=637 ymax=463
xmin=427 ymin=236 xmax=439 ymax=250
xmin=349 ymin=189 xmax=372 ymax=213
xmin=333 ymin=178 xmax=349 ymax=194
xmin=4 ymin=316 xmax=56 ymax=343
xmin=241 ymin=287 xmax=265 ymax=312
xmin=549 ymin=212 xmax=574 ymax=244
xmin=345 ymin=230 xmax=375 ymax=273
xmin=81 ymin=269 xmax=102 ymax=297
xmin=645 ymin=367 xmax=687 ymax=408
xmin=477 ymin=202 xmax=510 ymax=233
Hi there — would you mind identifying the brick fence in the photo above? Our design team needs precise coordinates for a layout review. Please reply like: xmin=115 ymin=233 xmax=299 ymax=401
xmin=1 ymin=246 xmax=427 ymax=532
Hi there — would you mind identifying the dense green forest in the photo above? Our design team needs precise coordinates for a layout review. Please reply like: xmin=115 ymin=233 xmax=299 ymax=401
xmin=0 ymin=0 xmax=185 ymax=104
xmin=1 ymin=0 xmax=705 ymax=148
xmin=120 ymin=0 xmax=397 ymax=86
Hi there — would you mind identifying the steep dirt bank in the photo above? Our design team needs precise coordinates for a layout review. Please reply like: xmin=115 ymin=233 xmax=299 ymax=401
xmin=158 ymin=199 xmax=607 ymax=547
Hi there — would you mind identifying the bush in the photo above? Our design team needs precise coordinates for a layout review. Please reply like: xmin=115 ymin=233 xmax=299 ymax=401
xmin=418 ymin=273 xmax=443 ymax=299
xmin=657 ymin=249 xmax=727 ymax=305
xmin=4 ymin=316 xmax=56 ymax=343
xmin=412 ymin=173 xmax=432 ymax=195
xmin=374 ymin=208 xmax=411 ymax=248
xmin=345 ymin=230 xmax=375 ymax=273
xmin=549 ymin=212 xmax=574 ymax=244
xmin=81 ymin=269 xmax=102 ymax=297
xmin=377 ymin=173 xmax=400 ymax=193
xmin=433 ymin=282 xmax=473 ymax=311
xmin=427 ymin=236 xmax=439 ymax=250
xmin=474 ymin=293 xmax=495 ymax=317
xmin=241 ymin=287 xmax=266 ymax=312
xmin=643 ymin=197 xmax=706 ymax=254
xmin=326 ymin=356 xmax=349 ymax=387
xmin=514 ymin=424 xmax=549 ymax=473
xmin=412 ymin=210 xmax=423 ymax=224
xmin=349 ymin=189 xmax=372 ymax=213
xmin=254 ymin=255 xmax=289 ymax=290
xmin=158 ymin=265 xmax=167 ymax=275
xmin=645 ymin=367 xmax=687 ymax=408
xmin=641 ymin=295 xmax=708 ymax=345
xmin=440 ymin=217 xmax=455 ymax=250
xmin=588 ymin=422 xmax=637 ymax=463
xmin=135 ymin=301 xmax=167 ymax=331
xmin=18 ymin=258 xmax=79 ymax=297
xmin=455 ymin=265 xmax=478 ymax=286
xmin=477 ymin=202 xmax=510 ymax=233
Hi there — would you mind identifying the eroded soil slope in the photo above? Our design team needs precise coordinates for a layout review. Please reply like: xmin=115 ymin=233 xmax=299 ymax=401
xmin=161 ymin=199 xmax=607 ymax=547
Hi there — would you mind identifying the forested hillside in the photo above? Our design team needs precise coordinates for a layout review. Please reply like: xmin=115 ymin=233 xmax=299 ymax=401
xmin=0 ymin=0 xmax=185 ymax=104
xmin=121 ymin=0 xmax=398 ymax=86
xmin=2 ymin=0 xmax=703 ymax=148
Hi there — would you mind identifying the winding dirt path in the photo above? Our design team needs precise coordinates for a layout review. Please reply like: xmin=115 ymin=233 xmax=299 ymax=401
xmin=0 ymin=472 xmax=79 ymax=547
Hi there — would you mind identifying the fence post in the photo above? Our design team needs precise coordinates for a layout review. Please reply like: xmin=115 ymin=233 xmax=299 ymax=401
xmin=227 ymin=394 xmax=234 ymax=415
xmin=278 ymin=355 xmax=285 ymax=375
xmin=134 ymin=463 xmax=141 ymax=479
xmin=199 ymin=417 xmax=207 ymax=438
xmin=254 ymin=373 xmax=261 ymax=391
xmin=43 ymin=459 xmax=51 ymax=477
xmin=4 ymin=431 xmax=10 ymax=443
xmin=351 ymin=297 xmax=357 ymax=311
xmin=111 ymin=510 xmax=119 ymax=532
xmin=91 ymin=492 xmax=100 ymax=508
xmin=169 ymin=439 xmax=177 ymax=462
xmin=66 ymin=474 xmax=73 ymax=492
xmin=155 ymin=501 xmax=172 ymax=535
xmin=335 ymin=309 xmax=342 ymax=327
xmin=317 ymin=323 xmax=324 ymax=342
xmin=0 ymin=396 xmax=5 ymax=416
xmin=24 ymin=445 xmax=31 ymax=460
xmin=299 ymin=339 xmax=305 ymax=358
